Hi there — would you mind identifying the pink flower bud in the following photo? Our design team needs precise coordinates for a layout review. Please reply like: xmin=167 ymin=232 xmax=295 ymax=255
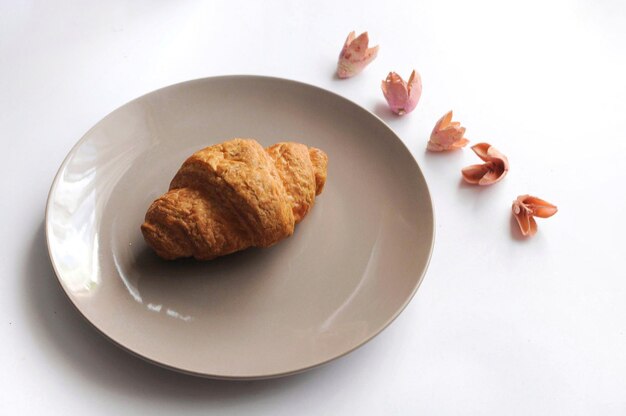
xmin=381 ymin=70 xmax=422 ymax=115
xmin=337 ymin=31 xmax=379 ymax=78
xmin=427 ymin=110 xmax=469 ymax=151
xmin=461 ymin=143 xmax=509 ymax=185
xmin=512 ymin=195 xmax=558 ymax=237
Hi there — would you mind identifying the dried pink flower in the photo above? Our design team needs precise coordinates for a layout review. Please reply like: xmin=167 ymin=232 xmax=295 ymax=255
xmin=461 ymin=143 xmax=509 ymax=185
xmin=336 ymin=31 xmax=379 ymax=78
xmin=381 ymin=70 xmax=422 ymax=115
xmin=512 ymin=195 xmax=558 ymax=237
xmin=427 ymin=111 xmax=469 ymax=151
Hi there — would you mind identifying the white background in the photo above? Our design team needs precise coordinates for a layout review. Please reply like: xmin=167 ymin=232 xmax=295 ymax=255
xmin=2 ymin=0 xmax=625 ymax=414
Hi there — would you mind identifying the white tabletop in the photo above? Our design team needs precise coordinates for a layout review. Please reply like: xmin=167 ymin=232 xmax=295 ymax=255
xmin=2 ymin=0 xmax=625 ymax=414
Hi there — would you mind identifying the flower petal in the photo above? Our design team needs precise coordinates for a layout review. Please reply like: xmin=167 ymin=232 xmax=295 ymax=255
xmin=361 ymin=45 xmax=379 ymax=66
xmin=404 ymin=70 xmax=422 ymax=114
xmin=512 ymin=200 xmax=535 ymax=236
xmin=340 ymin=31 xmax=356 ymax=57
xmin=519 ymin=211 xmax=537 ymax=236
xmin=347 ymin=32 xmax=370 ymax=59
xmin=521 ymin=196 xmax=558 ymax=218
xmin=487 ymin=146 xmax=509 ymax=168
xmin=434 ymin=111 xmax=453 ymax=132
xmin=461 ymin=164 xmax=490 ymax=184
xmin=532 ymin=205 xmax=558 ymax=218
xmin=470 ymin=143 xmax=491 ymax=161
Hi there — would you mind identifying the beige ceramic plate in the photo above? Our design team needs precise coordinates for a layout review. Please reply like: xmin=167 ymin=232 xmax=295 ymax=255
xmin=46 ymin=76 xmax=434 ymax=379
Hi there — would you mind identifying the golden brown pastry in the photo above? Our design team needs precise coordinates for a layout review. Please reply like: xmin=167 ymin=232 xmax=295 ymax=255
xmin=141 ymin=138 xmax=328 ymax=260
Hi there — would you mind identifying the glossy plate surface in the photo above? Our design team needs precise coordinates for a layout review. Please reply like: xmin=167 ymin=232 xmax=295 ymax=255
xmin=46 ymin=76 xmax=434 ymax=379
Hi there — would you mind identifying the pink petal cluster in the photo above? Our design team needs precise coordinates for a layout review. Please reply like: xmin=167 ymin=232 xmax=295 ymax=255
xmin=512 ymin=195 xmax=558 ymax=237
xmin=381 ymin=70 xmax=422 ymax=115
xmin=427 ymin=111 xmax=469 ymax=151
xmin=461 ymin=143 xmax=509 ymax=185
xmin=333 ymin=34 xmax=558 ymax=238
xmin=337 ymin=31 xmax=379 ymax=79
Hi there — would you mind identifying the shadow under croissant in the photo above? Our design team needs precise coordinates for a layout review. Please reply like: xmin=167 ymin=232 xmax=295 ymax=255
xmin=21 ymin=220 xmax=367 ymax=404
xmin=133 ymin=242 xmax=269 ymax=281
xmin=129 ymin=243 xmax=277 ymax=320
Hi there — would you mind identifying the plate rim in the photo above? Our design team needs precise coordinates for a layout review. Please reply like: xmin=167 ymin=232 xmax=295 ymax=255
xmin=45 ymin=74 xmax=436 ymax=380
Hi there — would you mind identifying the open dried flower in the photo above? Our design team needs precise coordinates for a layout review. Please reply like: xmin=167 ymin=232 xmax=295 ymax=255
xmin=427 ymin=111 xmax=469 ymax=151
xmin=512 ymin=195 xmax=558 ymax=237
xmin=461 ymin=143 xmax=509 ymax=185
xmin=336 ymin=31 xmax=379 ymax=78
xmin=381 ymin=70 xmax=422 ymax=115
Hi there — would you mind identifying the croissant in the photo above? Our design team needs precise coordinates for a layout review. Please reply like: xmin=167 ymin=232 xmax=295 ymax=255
xmin=141 ymin=138 xmax=328 ymax=260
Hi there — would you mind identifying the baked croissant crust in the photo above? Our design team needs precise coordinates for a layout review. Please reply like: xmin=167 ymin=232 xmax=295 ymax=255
xmin=141 ymin=138 xmax=328 ymax=260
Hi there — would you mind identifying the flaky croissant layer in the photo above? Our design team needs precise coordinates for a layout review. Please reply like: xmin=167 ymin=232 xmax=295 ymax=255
xmin=141 ymin=138 xmax=328 ymax=260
